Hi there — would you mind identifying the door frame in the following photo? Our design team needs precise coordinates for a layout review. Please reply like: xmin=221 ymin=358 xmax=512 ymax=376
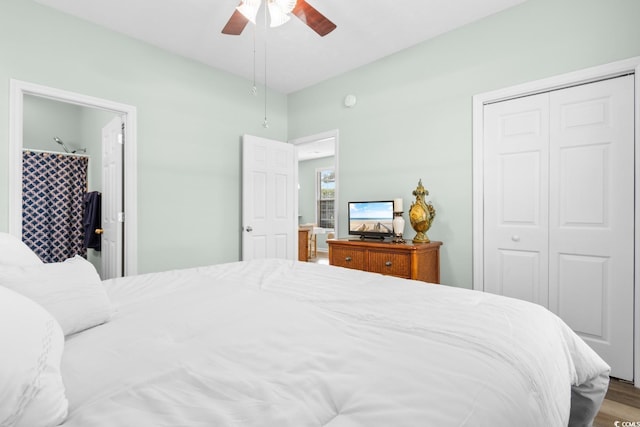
xmin=471 ymin=56 xmax=640 ymax=386
xmin=9 ymin=79 xmax=138 ymax=276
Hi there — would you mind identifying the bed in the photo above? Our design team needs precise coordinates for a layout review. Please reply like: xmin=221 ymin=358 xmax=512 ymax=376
xmin=0 ymin=233 xmax=610 ymax=427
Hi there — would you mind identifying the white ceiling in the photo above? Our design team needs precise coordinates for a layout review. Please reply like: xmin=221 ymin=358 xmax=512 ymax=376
xmin=34 ymin=0 xmax=526 ymax=94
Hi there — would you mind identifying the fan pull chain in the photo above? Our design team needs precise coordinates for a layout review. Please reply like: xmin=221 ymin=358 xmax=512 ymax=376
xmin=251 ymin=23 xmax=257 ymax=96
xmin=262 ymin=2 xmax=269 ymax=128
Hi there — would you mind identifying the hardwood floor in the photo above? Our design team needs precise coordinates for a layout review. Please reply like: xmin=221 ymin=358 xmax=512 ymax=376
xmin=594 ymin=379 xmax=640 ymax=426
xmin=309 ymin=251 xmax=329 ymax=265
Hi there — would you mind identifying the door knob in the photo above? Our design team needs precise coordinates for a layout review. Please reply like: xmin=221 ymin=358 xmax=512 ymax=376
xmin=511 ymin=235 xmax=520 ymax=242
xmin=246 ymin=226 xmax=253 ymax=232
xmin=95 ymin=228 xmax=104 ymax=235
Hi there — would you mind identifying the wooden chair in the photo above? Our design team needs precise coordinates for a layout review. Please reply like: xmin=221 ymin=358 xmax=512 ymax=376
xmin=298 ymin=224 xmax=317 ymax=259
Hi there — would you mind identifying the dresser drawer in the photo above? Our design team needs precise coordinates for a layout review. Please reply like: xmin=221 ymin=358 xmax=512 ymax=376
xmin=330 ymin=246 xmax=366 ymax=270
xmin=368 ymin=250 xmax=411 ymax=278
xmin=327 ymin=239 xmax=441 ymax=284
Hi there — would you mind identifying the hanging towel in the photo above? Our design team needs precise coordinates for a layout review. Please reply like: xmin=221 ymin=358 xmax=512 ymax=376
xmin=83 ymin=191 xmax=102 ymax=251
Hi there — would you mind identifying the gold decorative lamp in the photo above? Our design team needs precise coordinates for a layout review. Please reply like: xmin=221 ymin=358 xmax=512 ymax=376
xmin=409 ymin=179 xmax=436 ymax=243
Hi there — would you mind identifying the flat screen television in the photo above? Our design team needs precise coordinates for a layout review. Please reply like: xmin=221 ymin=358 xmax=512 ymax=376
xmin=348 ymin=201 xmax=394 ymax=240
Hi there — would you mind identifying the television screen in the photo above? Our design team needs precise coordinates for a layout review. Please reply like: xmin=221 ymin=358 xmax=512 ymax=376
xmin=348 ymin=201 xmax=394 ymax=239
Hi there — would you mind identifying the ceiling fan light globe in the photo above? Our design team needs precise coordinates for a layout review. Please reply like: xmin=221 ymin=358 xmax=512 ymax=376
xmin=236 ymin=2 xmax=259 ymax=24
xmin=275 ymin=0 xmax=297 ymax=14
xmin=268 ymin=2 xmax=291 ymax=27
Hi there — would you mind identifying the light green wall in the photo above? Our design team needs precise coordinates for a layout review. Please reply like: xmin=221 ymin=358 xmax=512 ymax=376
xmin=287 ymin=0 xmax=640 ymax=288
xmin=3 ymin=0 xmax=639 ymax=281
xmin=0 ymin=0 xmax=287 ymax=273
xmin=23 ymin=95 xmax=82 ymax=152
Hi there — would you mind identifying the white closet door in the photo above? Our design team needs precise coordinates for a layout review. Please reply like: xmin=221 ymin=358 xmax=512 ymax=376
xmin=483 ymin=75 xmax=635 ymax=381
xmin=483 ymin=93 xmax=550 ymax=306
xmin=548 ymin=75 xmax=634 ymax=380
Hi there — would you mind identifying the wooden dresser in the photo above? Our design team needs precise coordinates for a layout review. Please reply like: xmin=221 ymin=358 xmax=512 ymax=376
xmin=328 ymin=239 xmax=442 ymax=284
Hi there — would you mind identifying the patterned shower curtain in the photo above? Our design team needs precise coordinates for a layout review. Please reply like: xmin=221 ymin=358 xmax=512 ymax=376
xmin=22 ymin=150 xmax=88 ymax=263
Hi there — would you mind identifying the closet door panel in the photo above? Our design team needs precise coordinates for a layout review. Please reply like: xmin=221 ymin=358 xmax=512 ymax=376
xmin=556 ymin=253 xmax=608 ymax=337
xmin=496 ymin=249 xmax=541 ymax=303
xmin=559 ymin=144 xmax=608 ymax=226
xmin=549 ymin=75 xmax=634 ymax=380
xmin=483 ymin=93 xmax=549 ymax=307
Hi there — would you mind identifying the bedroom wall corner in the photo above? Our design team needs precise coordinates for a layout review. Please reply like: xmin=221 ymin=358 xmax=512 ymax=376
xmin=286 ymin=0 xmax=640 ymax=289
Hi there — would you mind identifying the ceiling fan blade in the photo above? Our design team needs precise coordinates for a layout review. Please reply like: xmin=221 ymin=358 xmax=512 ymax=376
xmin=291 ymin=0 xmax=336 ymax=37
xmin=222 ymin=8 xmax=250 ymax=35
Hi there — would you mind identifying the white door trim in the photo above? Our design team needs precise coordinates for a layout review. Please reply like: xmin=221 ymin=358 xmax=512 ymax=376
xmin=472 ymin=56 xmax=640 ymax=386
xmin=9 ymin=79 xmax=138 ymax=276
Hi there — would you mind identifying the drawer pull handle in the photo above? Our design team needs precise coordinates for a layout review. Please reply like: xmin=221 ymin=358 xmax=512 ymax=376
xmin=345 ymin=256 xmax=352 ymax=262
xmin=385 ymin=261 xmax=392 ymax=267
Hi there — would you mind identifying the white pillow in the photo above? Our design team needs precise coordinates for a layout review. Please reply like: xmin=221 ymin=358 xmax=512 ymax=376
xmin=0 ymin=286 xmax=68 ymax=427
xmin=0 ymin=232 xmax=42 ymax=266
xmin=0 ymin=255 xmax=112 ymax=336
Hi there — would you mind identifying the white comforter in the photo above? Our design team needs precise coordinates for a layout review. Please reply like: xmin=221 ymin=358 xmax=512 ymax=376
xmin=60 ymin=259 xmax=609 ymax=426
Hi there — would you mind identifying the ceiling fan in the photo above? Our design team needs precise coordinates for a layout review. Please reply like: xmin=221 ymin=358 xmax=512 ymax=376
xmin=222 ymin=0 xmax=337 ymax=37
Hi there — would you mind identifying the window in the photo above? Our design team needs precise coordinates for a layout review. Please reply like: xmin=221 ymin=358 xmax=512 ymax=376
xmin=317 ymin=168 xmax=335 ymax=229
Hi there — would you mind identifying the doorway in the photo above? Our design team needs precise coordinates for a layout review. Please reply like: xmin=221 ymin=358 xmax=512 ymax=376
xmin=291 ymin=129 xmax=339 ymax=259
xmin=22 ymin=94 xmax=118 ymax=276
xmin=9 ymin=79 xmax=138 ymax=277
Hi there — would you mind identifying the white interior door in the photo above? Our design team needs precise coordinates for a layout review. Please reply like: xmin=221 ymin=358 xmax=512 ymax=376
xmin=101 ymin=116 xmax=124 ymax=279
xmin=483 ymin=76 xmax=635 ymax=380
xmin=242 ymin=134 xmax=296 ymax=261
xmin=483 ymin=93 xmax=550 ymax=306
xmin=548 ymin=76 xmax=634 ymax=381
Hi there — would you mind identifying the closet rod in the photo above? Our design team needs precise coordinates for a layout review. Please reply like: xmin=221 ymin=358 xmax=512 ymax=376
xmin=22 ymin=148 xmax=89 ymax=158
